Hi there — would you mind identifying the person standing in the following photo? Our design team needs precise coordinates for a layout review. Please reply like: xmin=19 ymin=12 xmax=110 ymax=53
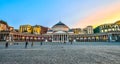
xmin=25 ymin=41 xmax=28 ymax=48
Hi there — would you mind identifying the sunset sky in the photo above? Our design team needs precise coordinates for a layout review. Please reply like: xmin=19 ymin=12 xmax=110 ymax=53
xmin=0 ymin=0 xmax=120 ymax=29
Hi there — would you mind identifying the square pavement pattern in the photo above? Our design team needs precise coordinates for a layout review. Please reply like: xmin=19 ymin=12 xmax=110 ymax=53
xmin=0 ymin=42 xmax=120 ymax=64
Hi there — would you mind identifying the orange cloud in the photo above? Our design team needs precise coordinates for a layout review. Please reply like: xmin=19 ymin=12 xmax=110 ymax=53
xmin=74 ymin=2 xmax=120 ymax=28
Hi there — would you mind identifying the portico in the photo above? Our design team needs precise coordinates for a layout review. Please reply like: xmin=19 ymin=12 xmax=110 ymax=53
xmin=52 ymin=31 xmax=68 ymax=42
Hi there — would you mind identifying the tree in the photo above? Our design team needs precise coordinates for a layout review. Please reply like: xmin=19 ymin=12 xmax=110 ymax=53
xmin=94 ymin=26 xmax=100 ymax=33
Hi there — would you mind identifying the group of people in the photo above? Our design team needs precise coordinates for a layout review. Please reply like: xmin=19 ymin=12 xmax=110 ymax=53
xmin=5 ymin=41 xmax=43 ymax=48
xmin=25 ymin=41 xmax=43 ymax=48
xmin=5 ymin=41 xmax=73 ymax=48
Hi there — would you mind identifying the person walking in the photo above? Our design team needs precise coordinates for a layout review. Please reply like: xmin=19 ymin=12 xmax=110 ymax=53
xmin=31 ymin=42 xmax=33 ymax=47
xmin=71 ymin=40 xmax=73 ymax=45
xmin=5 ymin=41 xmax=9 ymax=48
xmin=64 ymin=41 xmax=66 ymax=44
xmin=25 ymin=41 xmax=28 ymax=48
xmin=40 ymin=41 xmax=43 ymax=45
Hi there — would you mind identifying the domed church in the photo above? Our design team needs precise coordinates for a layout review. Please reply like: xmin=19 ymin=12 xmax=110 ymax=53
xmin=47 ymin=21 xmax=73 ymax=42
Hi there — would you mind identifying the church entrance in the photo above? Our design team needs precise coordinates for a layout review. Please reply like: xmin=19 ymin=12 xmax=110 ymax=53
xmin=52 ymin=34 xmax=68 ymax=43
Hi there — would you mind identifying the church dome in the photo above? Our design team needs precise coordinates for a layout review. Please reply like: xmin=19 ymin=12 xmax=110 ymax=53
xmin=52 ymin=21 xmax=69 ymax=31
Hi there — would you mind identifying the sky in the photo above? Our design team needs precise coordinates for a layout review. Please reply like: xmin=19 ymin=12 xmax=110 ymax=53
xmin=0 ymin=0 xmax=120 ymax=29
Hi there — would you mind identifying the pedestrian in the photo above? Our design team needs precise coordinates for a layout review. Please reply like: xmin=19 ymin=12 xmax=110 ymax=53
xmin=71 ymin=41 xmax=73 ymax=45
xmin=64 ymin=41 xmax=66 ymax=44
xmin=25 ymin=41 xmax=28 ymax=48
xmin=31 ymin=42 xmax=33 ymax=47
xmin=40 ymin=42 xmax=42 ymax=45
xmin=5 ymin=41 xmax=8 ymax=48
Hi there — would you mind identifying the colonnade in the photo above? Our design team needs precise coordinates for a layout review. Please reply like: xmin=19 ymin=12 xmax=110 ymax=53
xmin=0 ymin=31 xmax=120 ymax=42
xmin=52 ymin=34 xmax=68 ymax=42
xmin=0 ymin=34 xmax=9 ymax=41
xmin=69 ymin=35 xmax=109 ymax=42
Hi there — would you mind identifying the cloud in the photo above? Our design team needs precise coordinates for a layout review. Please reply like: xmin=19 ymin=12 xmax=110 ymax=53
xmin=74 ymin=2 xmax=120 ymax=28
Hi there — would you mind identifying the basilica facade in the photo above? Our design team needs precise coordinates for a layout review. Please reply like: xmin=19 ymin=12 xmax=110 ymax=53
xmin=46 ymin=21 xmax=70 ymax=42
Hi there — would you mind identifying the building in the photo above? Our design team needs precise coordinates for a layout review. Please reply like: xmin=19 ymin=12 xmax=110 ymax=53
xmin=0 ymin=20 xmax=120 ymax=42
xmin=8 ymin=26 xmax=14 ymax=31
xmin=0 ymin=20 xmax=15 ymax=32
xmin=52 ymin=21 xmax=69 ymax=31
xmin=94 ymin=20 xmax=120 ymax=33
xmin=19 ymin=24 xmax=48 ymax=34
xmin=40 ymin=26 xmax=48 ymax=34
xmin=85 ymin=26 xmax=94 ymax=34
xmin=19 ymin=25 xmax=32 ymax=33
xmin=71 ymin=28 xmax=82 ymax=34
xmin=46 ymin=21 xmax=70 ymax=42
xmin=0 ymin=20 xmax=8 ymax=31
xmin=45 ymin=21 xmax=120 ymax=42
xmin=32 ymin=25 xmax=41 ymax=34
xmin=82 ymin=26 xmax=94 ymax=34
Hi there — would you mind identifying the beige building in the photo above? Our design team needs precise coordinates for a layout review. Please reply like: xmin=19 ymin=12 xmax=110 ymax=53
xmin=0 ymin=20 xmax=8 ymax=31
xmin=71 ymin=28 xmax=82 ymax=34
xmin=8 ymin=26 xmax=14 ymax=31
xmin=82 ymin=26 xmax=94 ymax=34
xmin=94 ymin=20 xmax=120 ymax=33
xmin=86 ymin=26 xmax=94 ymax=34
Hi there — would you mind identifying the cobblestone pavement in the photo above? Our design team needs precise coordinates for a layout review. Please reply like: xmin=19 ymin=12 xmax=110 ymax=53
xmin=0 ymin=44 xmax=120 ymax=64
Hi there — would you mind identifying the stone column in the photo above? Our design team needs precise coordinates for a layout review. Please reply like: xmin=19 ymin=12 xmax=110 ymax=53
xmin=52 ymin=35 xmax=54 ymax=42
xmin=66 ymin=35 xmax=68 ymax=42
